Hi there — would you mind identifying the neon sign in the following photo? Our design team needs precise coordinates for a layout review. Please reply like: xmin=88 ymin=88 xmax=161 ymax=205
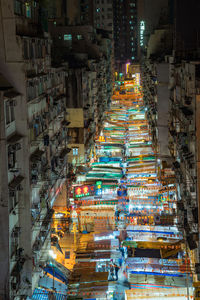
xmin=140 ymin=21 xmax=145 ymax=46
xmin=99 ymin=136 xmax=105 ymax=142
xmin=74 ymin=185 xmax=95 ymax=198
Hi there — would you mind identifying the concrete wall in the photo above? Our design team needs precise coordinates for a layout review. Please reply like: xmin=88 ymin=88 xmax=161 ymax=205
xmin=67 ymin=108 xmax=84 ymax=128
xmin=157 ymin=63 xmax=170 ymax=158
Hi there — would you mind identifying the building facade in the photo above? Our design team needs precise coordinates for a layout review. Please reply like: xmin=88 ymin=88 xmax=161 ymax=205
xmin=0 ymin=0 xmax=69 ymax=298
xmin=113 ymin=0 xmax=138 ymax=72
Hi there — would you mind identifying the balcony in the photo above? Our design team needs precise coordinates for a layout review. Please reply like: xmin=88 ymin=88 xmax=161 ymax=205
xmin=29 ymin=116 xmax=48 ymax=143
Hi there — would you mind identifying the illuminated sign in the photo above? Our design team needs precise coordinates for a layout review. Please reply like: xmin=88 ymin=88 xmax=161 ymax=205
xmin=95 ymin=181 xmax=102 ymax=196
xmin=74 ymin=185 xmax=95 ymax=198
xmin=135 ymin=73 xmax=140 ymax=86
xmin=98 ymin=136 xmax=105 ymax=142
xmin=126 ymin=62 xmax=130 ymax=74
xmin=124 ymin=81 xmax=134 ymax=88
xmin=140 ymin=21 xmax=145 ymax=46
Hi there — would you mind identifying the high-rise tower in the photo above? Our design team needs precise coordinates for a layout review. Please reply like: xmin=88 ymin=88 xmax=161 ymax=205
xmin=113 ymin=0 xmax=138 ymax=71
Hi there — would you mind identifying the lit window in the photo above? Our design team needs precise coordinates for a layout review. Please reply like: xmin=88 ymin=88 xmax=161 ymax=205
xmin=64 ymin=34 xmax=72 ymax=41
xmin=72 ymin=148 xmax=79 ymax=156
xmin=77 ymin=34 xmax=83 ymax=40
xmin=131 ymin=56 xmax=135 ymax=60
xmin=25 ymin=2 xmax=31 ymax=18
xmin=131 ymin=26 xmax=134 ymax=30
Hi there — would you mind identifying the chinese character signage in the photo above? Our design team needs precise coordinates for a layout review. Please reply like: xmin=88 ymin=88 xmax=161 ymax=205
xmin=99 ymin=136 xmax=105 ymax=142
xmin=74 ymin=185 xmax=95 ymax=198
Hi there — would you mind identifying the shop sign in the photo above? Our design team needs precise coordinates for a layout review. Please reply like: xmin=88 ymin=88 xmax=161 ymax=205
xmin=122 ymin=241 xmax=138 ymax=248
xmin=99 ymin=136 xmax=105 ymax=142
xmin=140 ymin=21 xmax=145 ymax=46
xmin=74 ymin=185 xmax=95 ymax=198
xmin=95 ymin=181 xmax=102 ymax=196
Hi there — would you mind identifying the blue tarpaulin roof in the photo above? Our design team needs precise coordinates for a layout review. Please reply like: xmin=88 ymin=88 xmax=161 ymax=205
xmin=32 ymin=288 xmax=67 ymax=299
xmin=43 ymin=263 xmax=68 ymax=284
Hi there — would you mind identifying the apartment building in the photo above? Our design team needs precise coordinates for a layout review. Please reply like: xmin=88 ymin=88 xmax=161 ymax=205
xmin=93 ymin=0 xmax=113 ymax=35
xmin=141 ymin=27 xmax=172 ymax=161
xmin=49 ymin=24 xmax=113 ymax=172
xmin=168 ymin=60 xmax=200 ymax=254
xmin=113 ymin=0 xmax=138 ymax=71
xmin=0 ymin=0 xmax=69 ymax=298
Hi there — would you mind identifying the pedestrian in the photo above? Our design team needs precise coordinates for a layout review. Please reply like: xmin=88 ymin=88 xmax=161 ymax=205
xmin=114 ymin=264 xmax=120 ymax=280
xmin=127 ymin=246 xmax=133 ymax=257
xmin=118 ymin=257 xmax=122 ymax=267
xmin=110 ymin=263 xmax=115 ymax=281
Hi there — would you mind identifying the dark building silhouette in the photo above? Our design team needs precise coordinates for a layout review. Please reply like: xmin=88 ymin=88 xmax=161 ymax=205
xmin=113 ymin=0 xmax=138 ymax=70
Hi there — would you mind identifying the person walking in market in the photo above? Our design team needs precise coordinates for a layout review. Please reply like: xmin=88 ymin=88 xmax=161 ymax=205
xmin=109 ymin=259 xmax=115 ymax=281
xmin=114 ymin=264 xmax=120 ymax=281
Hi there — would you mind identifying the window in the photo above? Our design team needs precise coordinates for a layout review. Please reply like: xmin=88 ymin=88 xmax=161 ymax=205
xmin=8 ymin=145 xmax=16 ymax=169
xmin=130 ymin=26 xmax=134 ymax=30
xmin=10 ymin=225 xmax=20 ymax=257
xmin=23 ymin=40 xmax=29 ymax=59
xmin=25 ymin=2 xmax=31 ymax=18
xmin=64 ymin=34 xmax=72 ymax=41
xmin=131 ymin=56 xmax=135 ymax=60
xmin=5 ymin=102 xmax=10 ymax=125
xmin=9 ymin=190 xmax=18 ymax=212
xmin=77 ymin=35 xmax=83 ymax=40
xmin=14 ymin=0 xmax=22 ymax=15
xmin=73 ymin=148 xmax=79 ymax=156
xmin=5 ymin=101 xmax=15 ymax=125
